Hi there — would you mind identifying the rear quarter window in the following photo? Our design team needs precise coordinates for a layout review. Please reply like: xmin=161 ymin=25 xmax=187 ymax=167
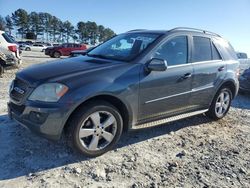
xmin=2 ymin=33 xmax=15 ymax=43
xmin=213 ymin=37 xmax=237 ymax=60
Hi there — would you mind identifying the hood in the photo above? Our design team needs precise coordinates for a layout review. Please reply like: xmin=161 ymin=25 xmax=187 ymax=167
xmin=16 ymin=56 xmax=124 ymax=85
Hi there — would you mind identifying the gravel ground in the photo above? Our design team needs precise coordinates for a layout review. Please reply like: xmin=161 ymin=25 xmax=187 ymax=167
xmin=0 ymin=51 xmax=249 ymax=188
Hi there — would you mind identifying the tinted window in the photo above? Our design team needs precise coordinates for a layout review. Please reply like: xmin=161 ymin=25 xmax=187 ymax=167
xmin=211 ymin=43 xmax=222 ymax=60
xmin=193 ymin=37 xmax=212 ymax=62
xmin=213 ymin=37 xmax=237 ymax=60
xmin=237 ymin=53 xmax=248 ymax=59
xmin=154 ymin=36 xmax=188 ymax=66
xmin=2 ymin=33 xmax=15 ymax=43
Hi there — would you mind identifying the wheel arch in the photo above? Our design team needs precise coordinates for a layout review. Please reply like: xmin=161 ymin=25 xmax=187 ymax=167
xmin=217 ymin=79 xmax=237 ymax=99
xmin=64 ymin=94 xmax=131 ymax=134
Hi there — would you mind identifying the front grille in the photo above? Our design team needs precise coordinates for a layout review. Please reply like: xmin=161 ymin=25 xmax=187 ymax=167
xmin=10 ymin=78 xmax=30 ymax=103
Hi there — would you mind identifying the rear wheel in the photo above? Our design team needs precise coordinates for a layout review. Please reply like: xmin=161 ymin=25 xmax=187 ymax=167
xmin=67 ymin=101 xmax=123 ymax=157
xmin=25 ymin=47 xmax=31 ymax=51
xmin=206 ymin=88 xmax=232 ymax=120
xmin=53 ymin=51 xmax=61 ymax=58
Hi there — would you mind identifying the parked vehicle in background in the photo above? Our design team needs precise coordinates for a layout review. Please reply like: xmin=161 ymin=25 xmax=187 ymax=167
xmin=8 ymin=28 xmax=239 ymax=157
xmin=45 ymin=43 xmax=87 ymax=58
xmin=0 ymin=30 xmax=21 ymax=76
xmin=237 ymin=52 xmax=250 ymax=74
xmin=237 ymin=52 xmax=248 ymax=59
xmin=19 ymin=44 xmax=31 ymax=51
xmin=20 ymin=43 xmax=47 ymax=52
xmin=52 ymin=43 xmax=60 ymax=47
xmin=69 ymin=47 xmax=95 ymax=57
xmin=239 ymin=67 xmax=250 ymax=94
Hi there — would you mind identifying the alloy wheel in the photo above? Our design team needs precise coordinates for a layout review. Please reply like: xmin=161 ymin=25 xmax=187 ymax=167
xmin=78 ymin=111 xmax=117 ymax=151
xmin=215 ymin=90 xmax=230 ymax=117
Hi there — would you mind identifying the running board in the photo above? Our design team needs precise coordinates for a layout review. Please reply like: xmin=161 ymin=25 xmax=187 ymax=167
xmin=132 ymin=109 xmax=208 ymax=130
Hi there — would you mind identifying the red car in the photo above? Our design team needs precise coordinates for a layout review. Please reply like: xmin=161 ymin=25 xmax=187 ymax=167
xmin=45 ymin=43 xmax=87 ymax=58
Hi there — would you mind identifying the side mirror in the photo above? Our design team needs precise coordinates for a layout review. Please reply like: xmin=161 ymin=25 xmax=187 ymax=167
xmin=147 ymin=58 xmax=168 ymax=71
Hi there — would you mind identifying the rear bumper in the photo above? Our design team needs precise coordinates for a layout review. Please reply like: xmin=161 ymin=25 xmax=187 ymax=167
xmin=8 ymin=101 xmax=69 ymax=140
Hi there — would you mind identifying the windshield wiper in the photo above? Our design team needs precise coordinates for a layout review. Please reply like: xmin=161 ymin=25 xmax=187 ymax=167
xmin=87 ymin=53 xmax=110 ymax=60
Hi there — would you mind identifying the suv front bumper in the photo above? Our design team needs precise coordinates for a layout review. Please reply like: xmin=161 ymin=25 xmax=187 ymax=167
xmin=8 ymin=101 xmax=68 ymax=140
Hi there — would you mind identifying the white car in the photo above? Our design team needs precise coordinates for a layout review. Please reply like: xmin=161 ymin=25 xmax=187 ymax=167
xmin=0 ymin=30 xmax=21 ymax=75
xmin=22 ymin=44 xmax=47 ymax=52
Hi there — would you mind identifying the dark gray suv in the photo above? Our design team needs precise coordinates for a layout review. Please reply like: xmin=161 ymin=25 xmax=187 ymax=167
xmin=8 ymin=28 xmax=239 ymax=157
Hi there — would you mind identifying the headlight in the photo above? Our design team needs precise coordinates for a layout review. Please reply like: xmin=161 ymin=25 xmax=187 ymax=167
xmin=29 ymin=83 xmax=68 ymax=102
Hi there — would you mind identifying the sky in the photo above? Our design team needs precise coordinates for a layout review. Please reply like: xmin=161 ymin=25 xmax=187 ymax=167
xmin=0 ymin=0 xmax=250 ymax=55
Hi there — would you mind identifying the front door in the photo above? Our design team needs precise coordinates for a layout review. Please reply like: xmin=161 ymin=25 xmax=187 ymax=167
xmin=139 ymin=35 xmax=194 ymax=122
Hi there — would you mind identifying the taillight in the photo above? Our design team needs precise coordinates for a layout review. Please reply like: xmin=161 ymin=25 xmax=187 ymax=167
xmin=8 ymin=45 xmax=17 ymax=52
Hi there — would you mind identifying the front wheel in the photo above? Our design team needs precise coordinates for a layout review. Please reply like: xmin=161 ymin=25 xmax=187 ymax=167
xmin=67 ymin=101 xmax=123 ymax=157
xmin=206 ymin=88 xmax=232 ymax=120
xmin=53 ymin=51 xmax=61 ymax=58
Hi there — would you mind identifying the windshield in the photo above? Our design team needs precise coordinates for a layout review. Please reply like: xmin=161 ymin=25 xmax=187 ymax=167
xmin=88 ymin=33 xmax=161 ymax=61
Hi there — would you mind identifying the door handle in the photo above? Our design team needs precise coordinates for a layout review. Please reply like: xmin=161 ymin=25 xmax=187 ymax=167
xmin=218 ymin=66 xmax=225 ymax=72
xmin=181 ymin=73 xmax=192 ymax=79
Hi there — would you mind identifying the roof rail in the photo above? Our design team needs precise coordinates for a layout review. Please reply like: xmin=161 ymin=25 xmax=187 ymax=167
xmin=169 ymin=27 xmax=221 ymax=37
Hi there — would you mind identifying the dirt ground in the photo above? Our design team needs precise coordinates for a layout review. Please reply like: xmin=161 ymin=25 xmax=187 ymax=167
xmin=0 ymin=51 xmax=249 ymax=188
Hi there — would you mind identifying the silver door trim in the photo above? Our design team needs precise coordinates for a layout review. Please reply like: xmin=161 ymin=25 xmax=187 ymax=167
xmin=145 ymin=90 xmax=191 ymax=104
xmin=145 ymin=85 xmax=214 ymax=104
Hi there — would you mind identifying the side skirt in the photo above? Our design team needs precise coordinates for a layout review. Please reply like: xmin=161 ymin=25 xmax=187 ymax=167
xmin=132 ymin=109 xmax=208 ymax=130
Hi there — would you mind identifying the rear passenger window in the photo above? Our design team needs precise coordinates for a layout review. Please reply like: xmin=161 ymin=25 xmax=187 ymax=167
xmin=154 ymin=36 xmax=188 ymax=66
xmin=211 ymin=43 xmax=222 ymax=60
xmin=193 ymin=37 xmax=212 ymax=62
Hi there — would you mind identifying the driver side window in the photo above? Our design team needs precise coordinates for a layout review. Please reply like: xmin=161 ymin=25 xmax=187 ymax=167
xmin=154 ymin=36 xmax=188 ymax=66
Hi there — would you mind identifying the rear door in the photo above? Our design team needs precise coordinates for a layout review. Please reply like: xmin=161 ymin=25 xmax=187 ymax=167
xmin=139 ymin=35 xmax=194 ymax=122
xmin=65 ymin=44 xmax=73 ymax=55
xmin=190 ymin=36 xmax=225 ymax=109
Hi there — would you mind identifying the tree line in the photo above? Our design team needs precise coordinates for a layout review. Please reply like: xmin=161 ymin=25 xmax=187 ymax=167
xmin=0 ymin=9 xmax=116 ymax=44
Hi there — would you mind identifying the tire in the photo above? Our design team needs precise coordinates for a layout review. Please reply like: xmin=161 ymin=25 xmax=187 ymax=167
xmin=25 ymin=47 xmax=31 ymax=51
xmin=206 ymin=88 xmax=232 ymax=120
xmin=67 ymin=100 xmax=123 ymax=157
xmin=0 ymin=65 xmax=4 ymax=77
xmin=53 ymin=51 xmax=61 ymax=58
